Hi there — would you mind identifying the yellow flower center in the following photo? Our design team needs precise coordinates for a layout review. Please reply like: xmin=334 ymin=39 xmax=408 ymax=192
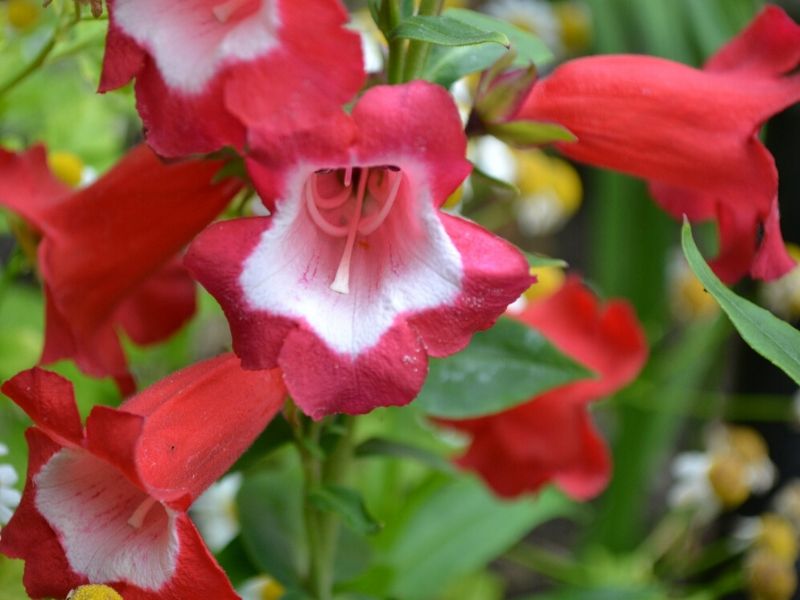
xmin=66 ymin=585 xmax=123 ymax=600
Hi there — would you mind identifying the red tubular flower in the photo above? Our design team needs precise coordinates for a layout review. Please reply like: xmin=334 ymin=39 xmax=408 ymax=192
xmin=186 ymin=81 xmax=533 ymax=419
xmin=0 ymin=354 xmax=286 ymax=600
xmin=440 ymin=278 xmax=647 ymax=500
xmin=0 ymin=145 xmax=241 ymax=393
xmin=517 ymin=6 xmax=800 ymax=283
xmin=100 ymin=0 xmax=365 ymax=157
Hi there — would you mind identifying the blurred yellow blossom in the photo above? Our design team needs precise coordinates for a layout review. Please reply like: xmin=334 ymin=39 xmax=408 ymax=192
xmin=668 ymin=252 xmax=719 ymax=322
xmin=761 ymin=244 xmax=800 ymax=320
xmin=47 ymin=151 xmax=84 ymax=188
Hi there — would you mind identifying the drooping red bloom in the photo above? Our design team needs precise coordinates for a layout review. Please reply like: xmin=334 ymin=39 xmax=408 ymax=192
xmin=518 ymin=6 xmax=800 ymax=283
xmin=186 ymin=81 xmax=533 ymax=419
xmin=0 ymin=145 xmax=241 ymax=393
xmin=0 ymin=355 xmax=286 ymax=599
xmin=440 ymin=278 xmax=647 ymax=499
xmin=100 ymin=0 xmax=365 ymax=157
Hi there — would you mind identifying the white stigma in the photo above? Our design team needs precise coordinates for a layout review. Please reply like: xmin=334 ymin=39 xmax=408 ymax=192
xmin=330 ymin=169 xmax=369 ymax=294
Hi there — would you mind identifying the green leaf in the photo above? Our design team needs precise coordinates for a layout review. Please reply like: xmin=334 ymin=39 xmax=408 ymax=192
xmin=417 ymin=316 xmax=592 ymax=418
xmin=488 ymin=120 xmax=577 ymax=147
xmin=423 ymin=43 xmax=508 ymax=88
xmin=681 ymin=220 xmax=800 ymax=384
xmin=237 ymin=466 xmax=307 ymax=587
xmin=525 ymin=252 xmax=568 ymax=269
xmin=355 ymin=438 xmax=454 ymax=473
xmin=391 ymin=15 xmax=510 ymax=48
xmin=351 ymin=476 xmax=575 ymax=599
xmin=232 ymin=415 xmax=294 ymax=472
xmin=309 ymin=485 xmax=382 ymax=535
xmin=470 ymin=161 xmax=520 ymax=197
xmin=444 ymin=8 xmax=553 ymax=66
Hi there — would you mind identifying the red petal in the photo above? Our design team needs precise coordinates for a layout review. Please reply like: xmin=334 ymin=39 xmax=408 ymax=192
xmin=352 ymin=82 xmax=472 ymax=206
xmin=518 ymin=8 xmax=800 ymax=282
xmin=0 ymin=429 xmax=85 ymax=598
xmin=86 ymin=354 xmax=286 ymax=508
xmin=706 ymin=6 xmax=800 ymax=76
xmin=0 ymin=145 xmax=69 ymax=227
xmin=114 ymin=259 xmax=196 ymax=346
xmin=37 ymin=145 xmax=239 ymax=383
xmin=113 ymin=515 xmax=238 ymax=600
xmin=279 ymin=321 xmax=428 ymax=420
xmin=1 ymin=368 xmax=83 ymax=447
xmin=409 ymin=213 xmax=533 ymax=357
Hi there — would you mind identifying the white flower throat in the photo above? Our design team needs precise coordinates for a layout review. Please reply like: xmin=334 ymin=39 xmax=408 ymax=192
xmin=305 ymin=166 xmax=403 ymax=294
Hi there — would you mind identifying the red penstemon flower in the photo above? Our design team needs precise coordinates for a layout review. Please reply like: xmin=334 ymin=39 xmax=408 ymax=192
xmin=186 ymin=81 xmax=533 ymax=419
xmin=439 ymin=278 xmax=647 ymax=499
xmin=0 ymin=145 xmax=241 ymax=393
xmin=517 ymin=6 xmax=800 ymax=283
xmin=100 ymin=0 xmax=365 ymax=157
xmin=0 ymin=354 xmax=286 ymax=600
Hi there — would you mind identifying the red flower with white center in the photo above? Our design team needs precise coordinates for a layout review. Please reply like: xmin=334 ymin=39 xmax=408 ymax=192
xmin=517 ymin=6 xmax=800 ymax=283
xmin=100 ymin=0 xmax=365 ymax=157
xmin=0 ymin=145 xmax=241 ymax=394
xmin=439 ymin=278 xmax=647 ymax=500
xmin=186 ymin=81 xmax=533 ymax=419
xmin=0 ymin=355 xmax=286 ymax=600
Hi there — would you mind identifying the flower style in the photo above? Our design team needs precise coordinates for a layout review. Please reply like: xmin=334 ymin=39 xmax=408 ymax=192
xmin=517 ymin=6 xmax=800 ymax=283
xmin=439 ymin=278 xmax=647 ymax=499
xmin=0 ymin=144 xmax=241 ymax=393
xmin=100 ymin=0 xmax=365 ymax=157
xmin=186 ymin=81 xmax=533 ymax=419
xmin=0 ymin=354 xmax=286 ymax=599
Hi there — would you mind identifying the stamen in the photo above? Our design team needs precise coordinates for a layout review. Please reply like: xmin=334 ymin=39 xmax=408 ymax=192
xmin=330 ymin=168 xmax=369 ymax=294
xmin=305 ymin=183 xmax=349 ymax=237
xmin=212 ymin=0 xmax=250 ymax=22
xmin=358 ymin=170 xmax=403 ymax=235
xmin=344 ymin=166 xmax=353 ymax=187
xmin=313 ymin=177 xmax=352 ymax=210
xmin=127 ymin=496 xmax=157 ymax=529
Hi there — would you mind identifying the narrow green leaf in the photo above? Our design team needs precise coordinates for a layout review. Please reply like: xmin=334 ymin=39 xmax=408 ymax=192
xmin=470 ymin=161 xmax=520 ymax=196
xmin=444 ymin=8 xmax=553 ymax=66
xmin=488 ymin=120 xmax=577 ymax=147
xmin=391 ymin=15 xmax=510 ymax=48
xmin=355 ymin=438 xmax=454 ymax=473
xmin=417 ymin=316 xmax=593 ymax=418
xmin=681 ymin=220 xmax=800 ymax=384
xmin=525 ymin=252 xmax=568 ymax=269
xmin=309 ymin=485 xmax=382 ymax=535
xmin=423 ymin=43 xmax=509 ymax=88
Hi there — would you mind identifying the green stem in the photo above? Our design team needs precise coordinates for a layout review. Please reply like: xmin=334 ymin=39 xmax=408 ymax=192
xmin=294 ymin=414 xmax=357 ymax=600
xmin=298 ymin=420 xmax=328 ymax=599
xmin=504 ymin=543 xmax=586 ymax=586
xmin=0 ymin=0 xmax=81 ymax=98
xmin=400 ymin=0 xmax=444 ymax=81
xmin=0 ymin=34 xmax=58 ymax=98
xmin=386 ymin=0 xmax=405 ymax=84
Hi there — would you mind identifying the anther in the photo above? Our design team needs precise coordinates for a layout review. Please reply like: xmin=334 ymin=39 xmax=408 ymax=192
xmin=358 ymin=170 xmax=403 ymax=235
xmin=305 ymin=183 xmax=349 ymax=237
